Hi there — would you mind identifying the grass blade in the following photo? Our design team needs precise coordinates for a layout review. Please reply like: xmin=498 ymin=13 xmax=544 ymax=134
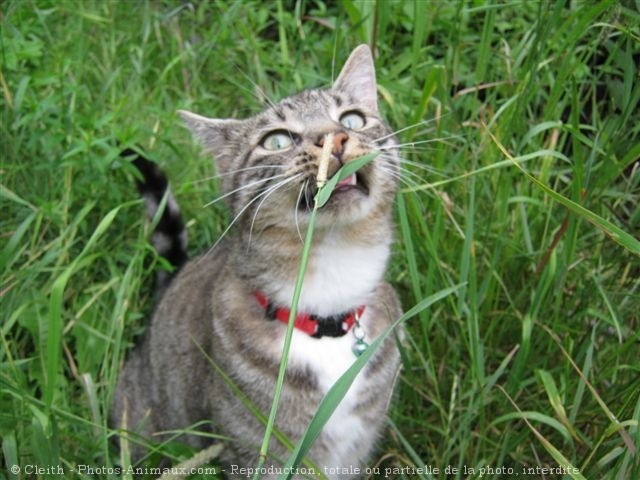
xmin=486 ymin=125 xmax=640 ymax=255
xmin=541 ymin=325 xmax=638 ymax=458
xmin=254 ymin=151 xmax=379 ymax=477
xmin=314 ymin=151 xmax=380 ymax=207
xmin=497 ymin=386 xmax=587 ymax=480
xmin=45 ymin=205 xmax=120 ymax=408
xmin=279 ymin=284 xmax=464 ymax=478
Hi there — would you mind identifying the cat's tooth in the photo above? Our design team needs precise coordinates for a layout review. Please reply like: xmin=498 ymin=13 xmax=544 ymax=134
xmin=337 ymin=174 xmax=356 ymax=187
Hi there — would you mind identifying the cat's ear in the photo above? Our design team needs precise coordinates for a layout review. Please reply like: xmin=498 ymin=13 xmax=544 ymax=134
xmin=179 ymin=110 xmax=241 ymax=172
xmin=333 ymin=44 xmax=378 ymax=113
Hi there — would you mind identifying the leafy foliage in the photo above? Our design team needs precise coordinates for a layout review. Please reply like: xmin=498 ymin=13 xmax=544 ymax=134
xmin=1 ymin=1 xmax=638 ymax=479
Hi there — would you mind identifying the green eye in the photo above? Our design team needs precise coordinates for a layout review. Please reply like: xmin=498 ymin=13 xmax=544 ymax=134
xmin=261 ymin=131 xmax=294 ymax=151
xmin=340 ymin=111 xmax=366 ymax=130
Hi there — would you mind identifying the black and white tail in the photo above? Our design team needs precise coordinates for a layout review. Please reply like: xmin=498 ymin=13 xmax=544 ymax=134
xmin=123 ymin=148 xmax=188 ymax=287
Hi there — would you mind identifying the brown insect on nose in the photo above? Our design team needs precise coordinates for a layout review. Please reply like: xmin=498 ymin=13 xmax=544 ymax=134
xmin=316 ymin=132 xmax=349 ymax=158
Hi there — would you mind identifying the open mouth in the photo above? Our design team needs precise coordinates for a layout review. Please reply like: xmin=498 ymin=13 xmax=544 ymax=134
xmin=297 ymin=172 xmax=369 ymax=210
xmin=335 ymin=173 xmax=357 ymax=190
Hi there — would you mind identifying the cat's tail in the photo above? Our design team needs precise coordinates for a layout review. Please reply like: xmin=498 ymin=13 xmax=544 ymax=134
xmin=123 ymin=148 xmax=188 ymax=286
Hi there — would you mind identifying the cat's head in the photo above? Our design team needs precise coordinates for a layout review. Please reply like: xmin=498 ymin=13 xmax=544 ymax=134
xmin=180 ymin=45 xmax=399 ymax=233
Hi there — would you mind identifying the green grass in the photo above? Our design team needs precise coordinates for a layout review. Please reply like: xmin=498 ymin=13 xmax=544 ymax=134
xmin=2 ymin=1 xmax=639 ymax=479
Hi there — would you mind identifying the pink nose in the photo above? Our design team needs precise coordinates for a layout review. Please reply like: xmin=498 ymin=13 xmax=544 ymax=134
xmin=317 ymin=132 xmax=349 ymax=158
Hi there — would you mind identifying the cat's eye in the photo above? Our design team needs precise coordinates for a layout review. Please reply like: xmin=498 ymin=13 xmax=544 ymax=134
xmin=339 ymin=111 xmax=366 ymax=130
xmin=261 ymin=131 xmax=295 ymax=151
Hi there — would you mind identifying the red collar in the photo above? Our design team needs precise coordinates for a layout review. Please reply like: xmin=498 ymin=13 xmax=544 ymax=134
xmin=253 ymin=291 xmax=365 ymax=338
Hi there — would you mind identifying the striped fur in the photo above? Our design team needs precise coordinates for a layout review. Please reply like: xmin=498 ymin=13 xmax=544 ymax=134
xmin=112 ymin=45 xmax=402 ymax=479
xmin=123 ymin=148 xmax=188 ymax=287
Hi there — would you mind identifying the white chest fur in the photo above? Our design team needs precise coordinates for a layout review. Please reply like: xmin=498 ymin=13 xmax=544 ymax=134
xmin=288 ymin=324 xmax=370 ymax=471
xmin=272 ymin=234 xmax=391 ymax=318
xmin=270 ymin=232 xmax=391 ymax=471
xmin=281 ymin=236 xmax=385 ymax=423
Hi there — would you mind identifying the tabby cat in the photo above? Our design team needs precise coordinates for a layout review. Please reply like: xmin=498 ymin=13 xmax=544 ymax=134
xmin=111 ymin=44 xmax=402 ymax=479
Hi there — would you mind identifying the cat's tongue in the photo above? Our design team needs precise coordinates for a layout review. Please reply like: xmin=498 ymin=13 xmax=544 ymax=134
xmin=336 ymin=174 xmax=356 ymax=188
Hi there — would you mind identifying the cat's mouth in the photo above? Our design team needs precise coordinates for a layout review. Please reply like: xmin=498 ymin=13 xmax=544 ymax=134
xmin=298 ymin=172 xmax=369 ymax=210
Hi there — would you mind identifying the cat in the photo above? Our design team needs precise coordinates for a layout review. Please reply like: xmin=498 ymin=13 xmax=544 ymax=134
xmin=111 ymin=44 xmax=402 ymax=479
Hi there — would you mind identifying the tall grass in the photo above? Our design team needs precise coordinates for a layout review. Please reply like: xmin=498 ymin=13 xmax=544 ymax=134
xmin=2 ymin=1 xmax=638 ymax=479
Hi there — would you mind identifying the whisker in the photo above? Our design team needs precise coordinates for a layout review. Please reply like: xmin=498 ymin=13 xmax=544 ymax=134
xmin=409 ymin=126 xmax=467 ymax=140
xmin=395 ymin=157 xmax=449 ymax=178
xmin=384 ymin=165 xmax=426 ymax=187
xmin=373 ymin=113 xmax=452 ymax=143
xmin=190 ymin=165 xmax=287 ymax=184
xmin=231 ymin=62 xmax=279 ymax=111
xmin=203 ymin=173 xmax=287 ymax=208
xmin=378 ymin=153 xmax=449 ymax=185
xmin=384 ymin=145 xmax=444 ymax=153
xmin=201 ymin=175 xmax=299 ymax=259
xmin=377 ymin=162 xmax=430 ymax=214
xmin=248 ymin=174 xmax=303 ymax=248
xmin=378 ymin=135 xmax=465 ymax=150
xmin=378 ymin=164 xmax=422 ymax=189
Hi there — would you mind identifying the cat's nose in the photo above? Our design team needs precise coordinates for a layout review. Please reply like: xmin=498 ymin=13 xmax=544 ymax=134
xmin=315 ymin=132 xmax=349 ymax=158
